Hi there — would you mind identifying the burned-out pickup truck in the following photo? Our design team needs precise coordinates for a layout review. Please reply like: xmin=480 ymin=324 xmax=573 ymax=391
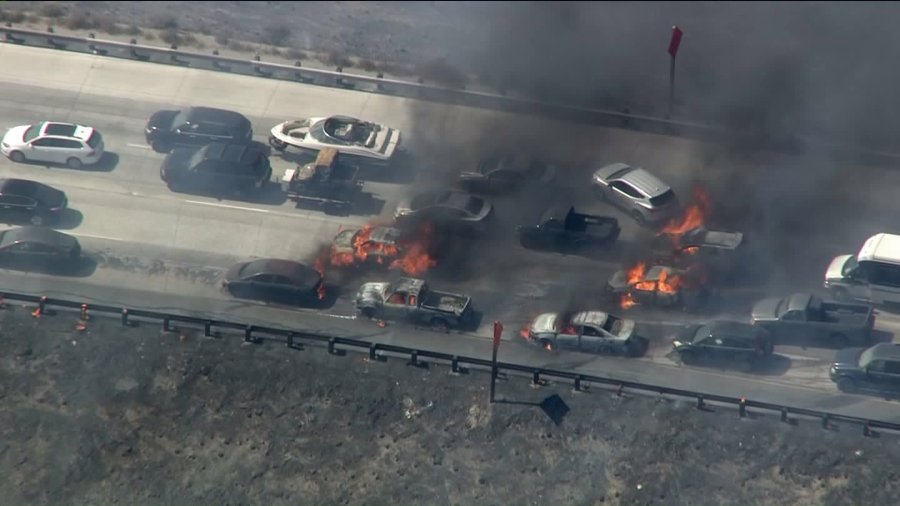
xmin=354 ymin=277 xmax=473 ymax=332
xmin=751 ymin=292 xmax=875 ymax=347
xmin=516 ymin=206 xmax=620 ymax=253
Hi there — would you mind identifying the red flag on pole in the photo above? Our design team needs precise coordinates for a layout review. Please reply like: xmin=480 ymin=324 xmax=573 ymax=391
xmin=492 ymin=321 xmax=504 ymax=352
xmin=668 ymin=25 xmax=684 ymax=58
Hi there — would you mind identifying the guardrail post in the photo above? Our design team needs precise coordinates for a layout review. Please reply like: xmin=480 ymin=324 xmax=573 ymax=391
xmin=738 ymin=397 xmax=747 ymax=418
xmin=368 ymin=343 xmax=378 ymax=361
xmin=409 ymin=350 xmax=419 ymax=367
xmin=781 ymin=408 xmax=790 ymax=423
xmin=203 ymin=321 xmax=213 ymax=337
xmin=615 ymin=384 xmax=624 ymax=397
xmin=450 ymin=355 xmax=463 ymax=375
xmin=573 ymin=376 xmax=585 ymax=392
xmin=121 ymin=308 xmax=129 ymax=326
xmin=821 ymin=414 xmax=830 ymax=429
xmin=286 ymin=332 xmax=294 ymax=348
xmin=863 ymin=421 xmax=874 ymax=437
xmin=32 ymin=296 xmax=48 ymax=318
xmin=162 ymin=316 xmax=172 ymax=332
xmin=531 ymin=370 xmax=542 ymax=387
xmin=696 ymin=396 xmax=705 ymax=410
xmin=244 ymin=325 xmax=254 ymax=343
xmin=328 ymin=337 xmax=337 ymax=355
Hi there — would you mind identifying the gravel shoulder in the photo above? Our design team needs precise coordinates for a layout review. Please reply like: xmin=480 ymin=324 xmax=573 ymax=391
xmin=1 ymin=304 xmax=898 ymax=505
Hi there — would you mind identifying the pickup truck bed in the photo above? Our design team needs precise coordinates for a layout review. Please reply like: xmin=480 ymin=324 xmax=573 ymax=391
xmin=422 ymin=290 xmax=470 ymax=314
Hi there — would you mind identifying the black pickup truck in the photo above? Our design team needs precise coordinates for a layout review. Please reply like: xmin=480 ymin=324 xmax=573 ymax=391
xmin=516 ymin=206 xmax=620 ymax=253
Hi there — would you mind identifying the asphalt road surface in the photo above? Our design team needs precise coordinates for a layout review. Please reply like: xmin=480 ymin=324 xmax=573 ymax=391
xmin=1 ymin=43 xmax=900 ymax=423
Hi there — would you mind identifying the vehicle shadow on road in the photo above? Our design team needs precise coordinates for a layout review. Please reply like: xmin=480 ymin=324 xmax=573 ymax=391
xmin=51 ymin=209 xmax=84 ymax=230
xmin=83 ymin=152 xmax=119 ymax=172
xmin=174 ymin=182 xmax=289 ymax=207
xmin=0 ymin=256 xmax=98 ymax=278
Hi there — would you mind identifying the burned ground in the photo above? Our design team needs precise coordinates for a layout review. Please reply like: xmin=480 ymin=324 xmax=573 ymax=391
xmin=1 ymin=305 xmax=899 ymax=505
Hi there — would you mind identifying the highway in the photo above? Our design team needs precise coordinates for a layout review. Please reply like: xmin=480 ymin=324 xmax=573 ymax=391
xmin=1 ymin=43 xmax=900 ymax=423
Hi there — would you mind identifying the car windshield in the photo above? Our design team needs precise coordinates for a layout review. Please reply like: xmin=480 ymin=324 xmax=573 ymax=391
xmin=774 ymin=300 xmax=790 ymax=319
xmin=23 ymin=125 xmax=41 ymax=143
xmin=859 ymin=347 xmax=875 ymax=368
xmin=87 ymin=131 xmax=102 ymax=149
xmin=842 ymin=256 xmax=859 ymax=277
xmin=239 ymin=260 xmax=270 ymax=278
xmin=692 ymin=325 xmax=712 ymax=344
xmin=602 ymin=314 xmax=620 ymax=333
xmin=172 ymin=110 xmax=189 ymax=129
xmin=649 ymin=189 xmax=676 ymax=207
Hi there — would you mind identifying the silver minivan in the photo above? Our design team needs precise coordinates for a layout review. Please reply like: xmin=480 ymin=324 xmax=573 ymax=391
xmin=825 ymin=233 xmax=900 ymax=304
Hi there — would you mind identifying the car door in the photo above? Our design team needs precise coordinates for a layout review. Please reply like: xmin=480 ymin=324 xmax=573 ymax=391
xmin=0 ymin=194 xmax=34 ymax=223
xmin=58 ymin=138 xmax=84 ymax=162
xmin=554 ymin=326 xmax=580 ymax=351
xmin=381 ymin=289 xmax=410 ymax=320
xmin=268 ymin=274 xmax=301 ymax=300
xmin=578 ymin=325 xmax=604 ymax=353
xmin=779 ymin=309 xmax=814 ymax=339
xmin=29 ymin=138 xmax=61 ymax=163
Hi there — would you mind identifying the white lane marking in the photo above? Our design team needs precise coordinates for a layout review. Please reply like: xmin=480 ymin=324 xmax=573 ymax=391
xmin=70 ymin=232 xmax=128 ymax=242
xmin=185 ymin=200 xmax=271 ymax=213
xmin=125 ymin=143 xmax=151 ymax=150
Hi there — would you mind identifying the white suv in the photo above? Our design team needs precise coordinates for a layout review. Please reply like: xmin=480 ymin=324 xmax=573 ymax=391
xmin=1 ymin=121 xmax=105 ymax=169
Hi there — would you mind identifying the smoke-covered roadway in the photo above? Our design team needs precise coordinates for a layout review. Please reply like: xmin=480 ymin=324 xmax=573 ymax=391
xmin=1 ymin=44 xmax=899 ymax=422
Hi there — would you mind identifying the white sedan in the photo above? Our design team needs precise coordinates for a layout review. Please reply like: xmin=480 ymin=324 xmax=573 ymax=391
xmin=1 ymin=121 xmax=105 ymax=169
xmin=268 ymin=115 xmax=401 ymax=162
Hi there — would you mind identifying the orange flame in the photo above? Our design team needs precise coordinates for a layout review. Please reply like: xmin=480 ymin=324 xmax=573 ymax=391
xmin=657 ymin=269 xmax=682 ymax=294
xmin=543 ymin=341 xmax=553 ymax=351
xmin=620 ymin=293 xmax=638 ymax=310
xmin=330 ymin=223 xmax=437 ymax=276
xmin=662 ymin=186 xmax=712 ymax=236
xmin=313 ymin=257 xmax=327 ymax=300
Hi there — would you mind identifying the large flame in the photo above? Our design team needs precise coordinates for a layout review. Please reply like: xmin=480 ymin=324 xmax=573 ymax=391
xmin=619 ymin=262 xmax=683 ymax=309
xmin=329 ymin=223 xmax=437 ymax=276
xmin=662 ymin=186 xmax=712 ymax=236
xmin=657 ymin=268 xmax=682 ymax=294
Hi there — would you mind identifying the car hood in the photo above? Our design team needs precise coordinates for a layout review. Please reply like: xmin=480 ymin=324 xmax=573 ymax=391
xmin=832 ymin=347 xmax=865 ymax=369
xmin=592 ymin=163 xmax=630 ymax=183
xmin=608 ymin=269 xmax=629 ymax=291
xmin=146 ymin=110 xmax=178 ymax=131
xmin=2 ymin=125 xmax=31 ymax=146
xmin=224 ymin=261 xmax=249 ymax=283
xmin=826 ymin=254 xmax=853 ymax=281
xmin=530 ymin=312 xmax=560 ymax=335
xmin=751 ymin=298 xmax=781 ymax=321
xmin=673 ymin=324 xmax=702 ymax=348
xmin=162 ymin=147 xmax=197 ymax=173
xmin=356 ymin=282 xmax=389 ymax=304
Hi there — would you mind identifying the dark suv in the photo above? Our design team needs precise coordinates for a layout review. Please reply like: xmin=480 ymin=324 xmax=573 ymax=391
xmin=672 ymin=320 xmax=774 ymax=371
xmin=830 ymin=343 xmax=900 ymax=395
xmin=161 ymin=142 xmax=272 ymax=194
xmin=0 ymin=178 xmax=67 ymax=226
xmin=145 ymin=106 xmax=253 ymax=153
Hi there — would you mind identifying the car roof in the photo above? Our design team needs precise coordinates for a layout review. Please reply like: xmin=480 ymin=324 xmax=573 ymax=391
xmin=393 ymin=277 xmax=426 ymax=294
xmin=705 ymin=320 xmax=760 ymax=340
xmin=681 ymin=228 xmax=744 ymax=249
xmin=571 ymin=311 xmax=610 ymax=327
xmin=241 ymin=259 xmax=320 ymax=287
xmin=615 ymin=167 xmax=671 ymax=198
xmin=37 ymin=122 xmax=93 ymax=140
xmin=185 ymin=107 xmax=250 ymax=127
xmin=0 ymin=178 xmax=44 ymax=196
xmin=201 ymin=142 xmax=265 ymax=163
xmin=0 ymin=226 xmax=71 ymax=247
xmin=868 ymin=343 xmax=900 ymax=361
xmin=366 ymin=226 xmax=403 ymax=244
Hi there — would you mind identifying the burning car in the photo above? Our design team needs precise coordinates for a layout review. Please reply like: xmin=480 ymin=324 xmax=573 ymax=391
xmin=607 ymin=261 xmax=710 ymax=311
xmin=651 ymin=226 xmax=748 ymax=281
xmin=329 ymin=223 xmax=437 ymax=277
xmin=523 ymin=310 xmax=647 ymax=357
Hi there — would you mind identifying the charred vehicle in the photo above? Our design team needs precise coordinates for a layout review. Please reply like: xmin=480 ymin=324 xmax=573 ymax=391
xmin=281 ymin=148 xmax=362 ymax=213
xmin=355 ymin=277 xmax=473 ymax=332
xmin=516 ymin=206 xmax=620 ymax=253
xmin=751 ymin=292 xmax=875 ymax=347
xmin=524 ymin=310 xmax=646 ymax=357
xmin=651 ymin=226 xmax=749 ymax=281
xmin=330 ymin=224 xmax=438 ymax=276
xmin=607 ymin=262 xmax=711 ymax=311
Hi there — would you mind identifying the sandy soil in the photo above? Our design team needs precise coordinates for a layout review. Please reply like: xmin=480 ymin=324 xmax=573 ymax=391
xmin=1 ymin=304 xmax=898 ymax=505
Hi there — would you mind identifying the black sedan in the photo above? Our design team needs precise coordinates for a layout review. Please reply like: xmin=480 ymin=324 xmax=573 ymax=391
xmin=0 ymin=226 xmax=81 ymax=267
xmin=672 ymin=320 xmax=773 ymax=371
xmin=0 ymin=178 xmax=67 ymax=226
xmin=457 ymin=154 xmax=556 ymax=194
xmin=393 ymin=189 xmax=493 ymax=234
xmin=223 ymin=258 xmax=324 ymax=304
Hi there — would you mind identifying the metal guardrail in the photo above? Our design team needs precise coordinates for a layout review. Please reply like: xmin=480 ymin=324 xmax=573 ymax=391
xmin=7 ymin=290 xmax=896 ymax=437
xmin=1 ymin=26 xmax=728 ymax=141
xmin=6 ymin=26 xmax=900 ymax=162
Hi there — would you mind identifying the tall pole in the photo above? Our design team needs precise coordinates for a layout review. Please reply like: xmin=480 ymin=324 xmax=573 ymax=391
xmin=667 ymin=25 xmax=684 ymax=120
xmin=490 ymin=321 xmax=503 ymax=403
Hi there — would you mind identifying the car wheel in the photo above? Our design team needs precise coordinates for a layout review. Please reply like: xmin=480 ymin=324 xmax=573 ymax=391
xmin=151 ymin=141 xmax=171 ymax=153
xmin=837 ymin=377 xmax=857 ymax=393
xmin=29 ymin=214 xmax=44 ymax=226
xmin=830 ymin=333 xmax=850 ymax=348
xmin=631 ymin=210 xmax=646 ymax=226
xmin=430 ymin=317 xmax=450 ymax=334
xmin=66 ymin=157 xmax=83 ymax=169
xmin=9 ymin=151 xmax=25 ymax=163
xmin=360 ymin=307 xmax=376 ymax=320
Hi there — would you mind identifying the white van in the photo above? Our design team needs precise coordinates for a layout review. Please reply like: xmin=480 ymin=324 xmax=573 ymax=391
xmin=825 ymin=233 xmax=900 ymax=304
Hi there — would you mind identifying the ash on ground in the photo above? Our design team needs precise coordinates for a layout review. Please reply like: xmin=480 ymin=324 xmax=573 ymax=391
xmin=0 ymin=306 xmax=897 ymax=505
